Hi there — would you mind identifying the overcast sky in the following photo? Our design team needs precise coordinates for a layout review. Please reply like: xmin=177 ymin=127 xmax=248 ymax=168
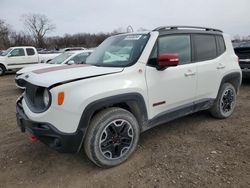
xmin=0 ymin=0 xmax=249 ymax=37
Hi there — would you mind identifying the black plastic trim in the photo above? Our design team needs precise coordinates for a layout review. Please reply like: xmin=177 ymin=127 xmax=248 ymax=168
xmin=144 ymin=98 xmax=215 ymax=131
xmin=76 ymin=93 xmax=148 ymax=151
xmin=154 ymin=26 xmax=222 ymax=33
xmin=218 ymin=72 xmax=242 ymax=95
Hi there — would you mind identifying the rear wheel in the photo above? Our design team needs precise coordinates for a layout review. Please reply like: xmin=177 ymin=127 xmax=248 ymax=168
xmin=0 ymin=65 xmax=6 ymax=76
xmin=210 ymin=83 xmax=236 ymax=119
xmin=84 ymin=107 xmax=140 ymax=168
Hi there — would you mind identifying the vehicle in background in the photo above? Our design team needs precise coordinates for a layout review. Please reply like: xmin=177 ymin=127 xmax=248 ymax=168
xmin=0 ymin=46 xmax=60 ymax=76
xmin=0 ymin=50 xmax=5 ymax=56
xmin=38 ymin=49 xmax=60 ymax=54
xmin=59 ymin=47 xmax=87 ymax=52
xmin=234 ymin=41 xmax=250 ymax=76
xmin=232 ymin=42 xmax=241 ymax=48
xmin=15 ymin=50 xmax=93 ymax=88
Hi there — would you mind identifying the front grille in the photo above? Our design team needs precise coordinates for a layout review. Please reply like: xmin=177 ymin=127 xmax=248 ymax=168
xmin=15 ymin=78 xmax=26 ymax=88
xmin=25 ymin=82 xmax=38 ymax=106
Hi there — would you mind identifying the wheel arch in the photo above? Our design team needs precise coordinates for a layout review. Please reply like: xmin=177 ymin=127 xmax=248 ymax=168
xmin=0 ymin=63 xmax=7 ymax=70
xmin=76 ymin=93 xmax=148 ymax=151
xmin=0 ymin=63 xmax=7 ymax=75
xmin=218 ymin=72 xmax=242 ymax=96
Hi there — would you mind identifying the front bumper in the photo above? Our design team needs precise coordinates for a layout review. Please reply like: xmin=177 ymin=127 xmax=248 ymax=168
xmin=16 ymin=97 xmax=83 ymax=153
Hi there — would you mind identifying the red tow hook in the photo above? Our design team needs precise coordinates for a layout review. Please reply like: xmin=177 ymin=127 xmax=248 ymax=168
xmin=29 ymin=135 xmax=38 ymax=143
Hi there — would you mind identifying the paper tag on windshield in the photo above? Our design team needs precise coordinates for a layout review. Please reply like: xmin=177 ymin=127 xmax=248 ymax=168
xmin=124 ymin=35 xmax=142 ymax=40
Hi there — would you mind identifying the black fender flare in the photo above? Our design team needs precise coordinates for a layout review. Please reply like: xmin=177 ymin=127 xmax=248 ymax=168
xmin=76 ymin=93 xmax=148 ymax=151
xmin=218 ymin=72 xmax=242 ymax=96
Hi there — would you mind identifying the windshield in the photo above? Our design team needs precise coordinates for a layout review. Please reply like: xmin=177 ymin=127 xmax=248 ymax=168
xmin=48 ymin=52 xmax=74 ymax=64
xmin=1 ymin=48 xmax=13 ymax=56
xmin=86 ymin=34 xmax=149 ymax=67
xmin=239 ymin=42 xmax=250 ymax=48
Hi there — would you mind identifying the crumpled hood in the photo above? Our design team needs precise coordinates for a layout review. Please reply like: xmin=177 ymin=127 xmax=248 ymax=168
xmin=19 ymin=64 xmax=124 ymax=88
xmin=17 ymin=63 xmax=60 ymax=75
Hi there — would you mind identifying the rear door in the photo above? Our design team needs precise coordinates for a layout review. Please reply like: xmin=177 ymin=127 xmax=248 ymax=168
xmin=146 ymin=34 xmax=197 ymax=119
xmin=194 ymin=34 xmax=226 ymax=100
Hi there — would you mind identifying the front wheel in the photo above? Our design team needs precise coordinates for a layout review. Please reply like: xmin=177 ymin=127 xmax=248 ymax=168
xmin=210 ymin=83 xmax=237 ymax=119
xmin=84 ymin=107 xmax=140 ymax=168
xmin=0 ymin=65 xmax=6 ymax=76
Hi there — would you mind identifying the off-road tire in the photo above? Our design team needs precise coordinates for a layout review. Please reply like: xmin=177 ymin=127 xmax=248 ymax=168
xmin=210 ymin=83 xmax=236 ymax=119
xmin=0 ymin=64 xmax=6 ymax=76
xmin=84 ymin=107 xmax=140 ymax=168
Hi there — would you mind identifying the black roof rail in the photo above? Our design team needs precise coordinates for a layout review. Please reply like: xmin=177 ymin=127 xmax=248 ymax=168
xmin=153 ymin=26 xmax=223 ymax=33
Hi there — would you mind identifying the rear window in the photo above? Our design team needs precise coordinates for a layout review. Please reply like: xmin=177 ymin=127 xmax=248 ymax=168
xmin=216 ymin=35 xmax=226 ymax=55
xmin=193 ymin=34 xmax=217 ymax=62
xmin=26 ymin=48 xmax=35 ymax=56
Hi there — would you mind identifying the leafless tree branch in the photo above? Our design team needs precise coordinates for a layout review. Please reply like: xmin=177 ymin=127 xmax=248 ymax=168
xmin=22 ymin=13 xmax=55 ymax=47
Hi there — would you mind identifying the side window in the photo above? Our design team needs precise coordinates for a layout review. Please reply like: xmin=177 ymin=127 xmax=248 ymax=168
xmin=193 ymin=34 xmax=217 ymax=62
xmin=216 ymin=35 xmax=226 ymax=56
xmin=26 ymin=48 xmax=35 ymax=56
xmin=10 ymin=48 xmax=25 ymax=57
xmin=158 ymin=35 xmax=191 ymax=65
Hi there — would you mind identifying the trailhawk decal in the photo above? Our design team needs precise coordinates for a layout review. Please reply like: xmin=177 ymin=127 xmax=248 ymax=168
xmin=33 ymin=64 xmax=91 ymax=74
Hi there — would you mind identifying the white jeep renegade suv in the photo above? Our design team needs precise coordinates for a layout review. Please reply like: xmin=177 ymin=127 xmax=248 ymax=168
xmin=16 ymin=26 xmax=242 ymax=168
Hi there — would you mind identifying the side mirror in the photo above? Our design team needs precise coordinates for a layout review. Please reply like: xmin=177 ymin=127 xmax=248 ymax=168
xmin=157 ymin=54 xmax=179 ymax=70
xmin=67 ymin=60 xmax=75 ymax=65
xmin=7 ymin=54 xmax=12 ymax=57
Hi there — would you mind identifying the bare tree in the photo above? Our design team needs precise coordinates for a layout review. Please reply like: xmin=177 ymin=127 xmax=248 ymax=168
xmin=22 ymin=13 xmax=55 ymax=48
xmin=0 ymin=19 xmax=11 ymax=49
xmin=10 ymin=31 xmax=34 ymax=47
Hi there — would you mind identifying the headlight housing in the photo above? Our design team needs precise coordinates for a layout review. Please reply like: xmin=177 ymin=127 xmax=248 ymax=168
xmin=24 ymin=83 xmax=52 ymax=113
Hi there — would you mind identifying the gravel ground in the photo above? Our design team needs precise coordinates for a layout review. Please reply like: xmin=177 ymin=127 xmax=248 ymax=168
xmin=0 ymin=73 xmax=250 ymax=188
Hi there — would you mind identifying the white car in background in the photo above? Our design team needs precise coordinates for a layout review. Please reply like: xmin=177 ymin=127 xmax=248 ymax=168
xmin=15 ymin=50 xmax=93 ymax=88
xmin=0 ymin=46 xmax=60 ymax=76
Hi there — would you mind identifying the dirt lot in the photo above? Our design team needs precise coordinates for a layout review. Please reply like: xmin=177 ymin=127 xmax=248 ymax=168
xmin=0 ymin=74 xmax=250 ymax=188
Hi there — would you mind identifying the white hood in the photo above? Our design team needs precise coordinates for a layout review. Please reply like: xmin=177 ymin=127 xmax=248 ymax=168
xmin=17 ymin=64 xmax=60 ymax=75
xmin=19 ymin=64 xmax=123 ymax=88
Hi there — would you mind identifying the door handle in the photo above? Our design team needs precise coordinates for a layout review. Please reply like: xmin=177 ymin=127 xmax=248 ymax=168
xmin=217 ymin=64 xmax=225 ymax=70
xmin=184 ymin=70 xmax=196 ymax=77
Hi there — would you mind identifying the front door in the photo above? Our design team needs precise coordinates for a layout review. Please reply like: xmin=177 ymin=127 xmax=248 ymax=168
xmin=6 ymin=48 xmax=27 ymax=69
xmin=146 ymin=34 xmax=197 ymax=119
